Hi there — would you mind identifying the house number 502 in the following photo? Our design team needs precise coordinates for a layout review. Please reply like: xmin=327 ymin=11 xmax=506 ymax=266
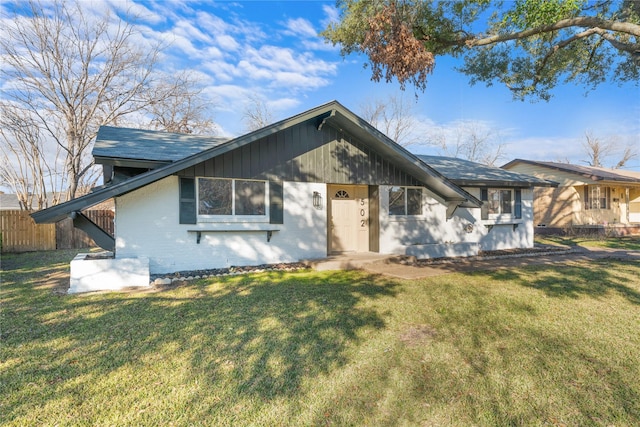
xmin=360 ymin=199 xmax=366 ymax=227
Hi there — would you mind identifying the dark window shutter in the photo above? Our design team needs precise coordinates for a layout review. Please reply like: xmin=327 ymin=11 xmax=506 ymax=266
xmin=480 ymin=188 xmax=489 ymax=220
xmin=179 ymin=177 xmax=197 ymax=224
xmin=514 ymin=189 xmax=522 ymax=219
xmin=269 ymin=181 xmax=284 ymax=224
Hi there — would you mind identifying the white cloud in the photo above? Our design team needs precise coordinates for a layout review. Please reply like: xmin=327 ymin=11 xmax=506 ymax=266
xmin=321 ymin=4 xmax=340 ymax=26
xmin=283 ymin=17 xmax=317 ymax=38
xmin=215 ymin=34 xmax=240 ymax=51
xmin=302 ymin=39 xmax=340 ymax=52
xmin=497 ymin=135 xmax=596 ymax=166
xmin=173 ymin=19 xmax=215 ymax=45
xmin=104 ymin=0 xmax=166 ymax=25
xmin=201 ymin=59 xmax=239 ymax=82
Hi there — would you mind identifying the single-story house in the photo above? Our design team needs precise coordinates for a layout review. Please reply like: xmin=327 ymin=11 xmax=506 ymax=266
xmin=32 ymin=101 xmax=555 ymax=292
xmin=503 ymin=159 xmax=640 ymax=232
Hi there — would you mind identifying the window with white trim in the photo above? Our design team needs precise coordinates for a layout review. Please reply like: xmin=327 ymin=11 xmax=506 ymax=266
xmin=488 ymin=189 xmax=512 ymax=215
xmin=389 ymin=186 xmax=422 ymax=215
xmin=198 ymin=178 xmax=266 ymax=217
xmin=584 ymin=185 xmax=610 ymax=210
xmin=481 ymin=188 xmax=522 ymax=220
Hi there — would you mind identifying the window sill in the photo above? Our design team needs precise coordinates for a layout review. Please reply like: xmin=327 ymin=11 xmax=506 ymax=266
xmin=387 ymin=215 xmax=425 ymax=222
xmin=188 ymin=223 xmax=277 ymax=232
xmin=481 ymin=219 xmax=523 ymax=232
xmin=197 ymin=216 xmax=268 ymax=224
xmin=187 ymin=225 xmax=280 ymax=243
xmin=482 ymin=218 xmax=522 ymax=224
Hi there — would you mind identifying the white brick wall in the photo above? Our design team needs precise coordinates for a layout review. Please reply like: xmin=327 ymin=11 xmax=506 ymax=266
xmin=378 ymin=186 xmax=535 ymax=257
xmin=115 ymin=178 xmax=536 ymax=272
xmin=378 ymin=185 xmax=479 ymax=255
xmin=115 ymin=177 xmax=328 ymax=274
xmin=476 ymin=188 xmax=535 ymax=251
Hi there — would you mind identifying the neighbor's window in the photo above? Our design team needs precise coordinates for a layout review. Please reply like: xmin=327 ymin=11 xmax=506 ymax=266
xmin=389 ymin=186 xmax=422 ymax=215
xmin=198 ymin=178 xmax=265 ymax=216
xmin=584 ymin=185 xmax=610 ymax=210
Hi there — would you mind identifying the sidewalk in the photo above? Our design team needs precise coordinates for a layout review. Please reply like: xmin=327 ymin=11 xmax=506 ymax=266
xmin=343 ymin=247 xmax=640 ymax=280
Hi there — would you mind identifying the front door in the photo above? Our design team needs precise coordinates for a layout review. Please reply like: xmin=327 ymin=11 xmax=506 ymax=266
xmin=328 ymin=185 xmax=369 ymax=254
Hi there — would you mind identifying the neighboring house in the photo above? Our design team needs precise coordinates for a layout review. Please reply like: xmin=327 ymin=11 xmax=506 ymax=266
xmin=0 ymin=193 xmax=24 ymax=210
xmin=503 ymin=159 xmax=640 ymax=229
xmin=0 ymin=192 xmax=114 ymax=211
xmin=32 ymin=101 xmax=553 ymax=291
xmin=0 ymin=193 xmax=68 ymax=211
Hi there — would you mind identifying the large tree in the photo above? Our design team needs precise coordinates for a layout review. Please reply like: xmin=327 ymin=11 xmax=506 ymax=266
xmin=0 ymin=0 xmax=207 ymax=204
xmin=0 ymin=103 xmax=63 ymax=210
xmin=322 ymin=0 xmax=640 ymax=100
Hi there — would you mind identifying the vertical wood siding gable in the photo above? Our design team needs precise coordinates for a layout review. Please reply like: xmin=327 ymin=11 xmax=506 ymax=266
xmin=177 ymin=121 xmax=421 ymax=186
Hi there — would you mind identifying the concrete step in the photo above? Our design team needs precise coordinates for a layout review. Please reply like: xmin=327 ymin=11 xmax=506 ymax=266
xmin=303 ymin=252 xmax=394 ymax=271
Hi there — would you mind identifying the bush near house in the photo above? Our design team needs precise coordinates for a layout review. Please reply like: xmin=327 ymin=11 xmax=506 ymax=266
xmin=1 ymin=249 xmax=639 ymax=426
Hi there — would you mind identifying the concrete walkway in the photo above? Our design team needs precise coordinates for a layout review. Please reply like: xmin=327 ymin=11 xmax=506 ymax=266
xmin=306 ymin=247 xmax=640 ymax=280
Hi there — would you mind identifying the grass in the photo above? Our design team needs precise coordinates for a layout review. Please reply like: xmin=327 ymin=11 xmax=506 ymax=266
xmin=1 ymin=248 xmax=640 ymax=426
xmin=536 ymin=234 xmax=640 ymax=251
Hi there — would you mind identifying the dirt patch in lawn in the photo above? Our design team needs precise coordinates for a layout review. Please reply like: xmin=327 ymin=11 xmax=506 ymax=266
xmin=400 ymin=324 xmax=438 ymax=347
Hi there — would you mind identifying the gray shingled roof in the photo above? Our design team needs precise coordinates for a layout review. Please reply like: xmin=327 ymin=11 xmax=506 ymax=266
xmin=0 ymin=193 xmax=25 ymax=210
xmin=418 ymin=155 xmax=557 ymax=187
xmin=502 ymin=159 xmax=640 ymax=183
xmin=93 ymin=126 xmax=229 ymax=163
xmin=0 ymin=193 xmax=68 ymax=210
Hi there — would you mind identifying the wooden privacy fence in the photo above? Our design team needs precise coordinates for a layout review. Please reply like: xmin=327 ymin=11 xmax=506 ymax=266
xmin=0 ymin=210 xmax=114 ymax=253
xmin=1 ymin=210 xmax=56 ymax=252
xmin=56 ymin=210 xmax=115 ymax=250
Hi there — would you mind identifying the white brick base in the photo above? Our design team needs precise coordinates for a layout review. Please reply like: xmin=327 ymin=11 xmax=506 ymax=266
xmin=69 ymin=253 xmax=150 ymax=293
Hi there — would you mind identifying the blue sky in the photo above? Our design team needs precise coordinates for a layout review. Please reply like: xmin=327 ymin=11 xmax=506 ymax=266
xmin=9 ymin=0 xmax=640 ymax=171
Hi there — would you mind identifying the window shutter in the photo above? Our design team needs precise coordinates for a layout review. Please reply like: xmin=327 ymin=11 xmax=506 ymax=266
xmin=480 ymin=188 xmax=488 ymax=220
xmin=179 ymin=177 xmax=197 ymax=224
xmin=269 ymin=181 xmax=284 ymax=224
xmin=514 ymin=189 xmax=522 ymax=219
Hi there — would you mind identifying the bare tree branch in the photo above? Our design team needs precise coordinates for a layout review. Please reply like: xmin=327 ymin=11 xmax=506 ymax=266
xmin=0 ymin=0 xmax=208 ymax=201
xmin=359 ymin=94 xmax=420 ymax=147
xmin=243 ymin=95 xmax=275 ymax=132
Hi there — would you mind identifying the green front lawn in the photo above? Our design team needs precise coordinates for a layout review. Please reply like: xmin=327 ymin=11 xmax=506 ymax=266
xmin=536 ymin=234 xmax=640 ymax=251
xmin=1 ymin=249 xmax=639 ymax=426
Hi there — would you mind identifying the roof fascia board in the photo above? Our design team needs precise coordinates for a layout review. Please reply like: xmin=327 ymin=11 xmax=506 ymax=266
xmin=504 ymin=159 xmax=640 ymax=184
xmin=452 ymin=180 xmax=557 ymax=188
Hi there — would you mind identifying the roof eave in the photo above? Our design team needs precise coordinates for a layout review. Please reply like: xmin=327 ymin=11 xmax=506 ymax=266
xmin=94 ymin=156 xmax=170 ymax=169
xmin=503 ymin=159 xmax=640 ymax=184
xmin=452 ymin=179 xmax=558 ymax=188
